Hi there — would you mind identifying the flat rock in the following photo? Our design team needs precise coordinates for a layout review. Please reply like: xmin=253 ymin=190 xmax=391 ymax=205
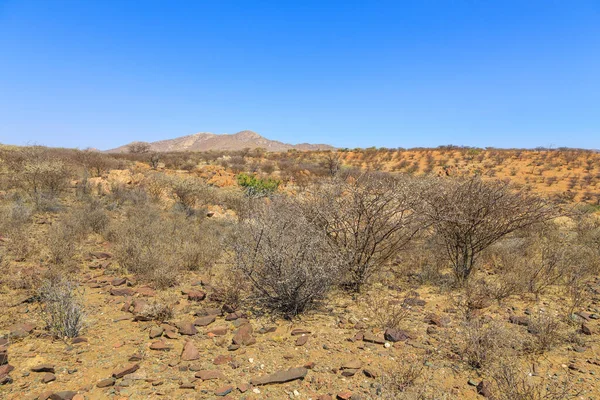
xmin=188 ymin=291 xmax=206 ymax=302
xmin=384 ymin=328 xmax=411 ymax=342
xmin=509 ymin=315 xmax=529 ymax=326
xmin=363 ymin=333 xmax=386 ymax=344
xmin=96 ymin=377 xmax=116 ymax=388
xmin=251 ymin=367 xmax=308 ymax=386
xmin=232 ymin=324 xmax=255 ymax=346
xmin=195 ymin=370 xmax=226 ymax=380
xmin=149 ymin=326 xmax=164 ymax=339
xmin=341 ymin=360 xmax=362 ymax=370
xmin=295 ymin=336 xmax=309 ymax=346
xmin=149 ymin=341 xmax=170 ymax=351
xmin=42 ymin=373 xmax=56 ymax=383
xmin=181 ymin=341 xmax=200 ymax=361
xmin=110 ymin=287 xmax=134 ymax=296
xmin=112 ymin=363 xmax=139 ymax=379
xmin=194 ymin=315 xmax=216 ymax=327
xmin=208 ymin=326 xmax=229 ymax=336
xmin=215 ymin=385 xmax=233 ymax=396
xmin=177 ymin=321 xmax=197 ymax=336
xmin=195 ymin=308 xmax=221 ymax=317
xmin=111 ymin=278 xmax=126 ymax=286
xmin=291 ymin=328 xmax=311 ymax=336
xmin=31 ymin=364 xmax=55 ymax=373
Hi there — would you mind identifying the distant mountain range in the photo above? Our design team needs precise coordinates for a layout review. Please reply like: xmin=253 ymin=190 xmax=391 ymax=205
xmin=105 ymin=130 xmax=335 ymax=153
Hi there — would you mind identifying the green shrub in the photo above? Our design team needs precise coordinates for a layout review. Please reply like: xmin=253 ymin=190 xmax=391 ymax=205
xmin=237 ymin=173 xmax=280 ymax=197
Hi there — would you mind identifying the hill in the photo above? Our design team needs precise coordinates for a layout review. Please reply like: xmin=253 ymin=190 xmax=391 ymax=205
xmin=106 ymin=130 xmax=334 ymax=153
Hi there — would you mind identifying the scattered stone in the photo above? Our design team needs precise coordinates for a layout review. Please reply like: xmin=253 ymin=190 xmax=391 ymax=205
xmin=213 ymin=355 xmax=233 ymax=365
xmin=363 ymin=333 xmax=386 ymax=344
xmin=477 ymin=380 xmax=492 ymax=397
xmin=48 ymin=391 xmax=78 ymax=400
xmin=363 ymin=369 xmax=377 ymax=378
xmin=337 ymin=390 xmax=353 ymax=400
xmin=258 ymin=326 xmax=277 ymax=334
xmin=225 ymin=311 xmax=245 ymax=321
xmin=90 ymin=251 xmax=112 ymax=259
xmin=208 ymin=326 xmax=229 ymax=336
xmin=112 ymin=363 xmax=139 ymax=379
xmin=149 ymin=326 xmax=164 ymax=339
xmin=403 ymin=298 xmax=426 ymax=307
xmin=42 ymin=373 xmax=56 ymax=383
xmin=291 ymin=328 xmax=311 ymax=336
xmin=195 ymin=307 xmax=221 ymax=317
xmin=179 ymin=383 xmax=195 ymax=389
xmin=195 ymin=370 xmax=226 ymax=380
xmin=110 ymin=287 xmax=134 ymax=296
xmin=129 ymin=353 xmax=143 ymax=362
xmin=188 ymin=291 xmax=206 ymax=302
xmin=582 ymin=323 xmax=594 ymax=335
xmin=194 ymin=315 xmax=216 ymax=327
xmin=425 ymin=314 xmax=450 ymax=327
xmin=295 ymin=335 xmax=309 ymax=346
xmin=9 ymin=322 xmax=36 ymax=338
xmin=135 ymin=286 xmax=156 ymax=297
xmin=31 ymin=364 xmax=55 ymax=373
xmin=384 ymin=328 xmax=411 ymax=342
xmin=111 ymin=277 xmax=126 ymax=286
xmin=177 ymin=321 xmax=197 ymax=336
xmin=251 ymin=367 xmax=308 ymax=386
xmin=181 ymin=341 xmax=200 ymax=361
xmin=342 ymin=360 xmax=362 ymax=370
xmin=215 ymin=385 xmax=234 ymax=396
xmin=96 ymin=377 xmax=116 ymax=388
xmin=71 ymin=337 xmax=87 ymax=344
xmin=238 ymin=383 xmax=251 ymax=393
xmin=149 ymin=341 xmax=170 ymax=351
xmin=0 ymin=347 xmax=7 ymax=365
xmin=232 ymin=324 xmax=255 ymax=346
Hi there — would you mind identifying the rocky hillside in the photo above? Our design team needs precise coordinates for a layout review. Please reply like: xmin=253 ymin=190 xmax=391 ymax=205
xmin=106 ymin=131 xmax=334 ymax=153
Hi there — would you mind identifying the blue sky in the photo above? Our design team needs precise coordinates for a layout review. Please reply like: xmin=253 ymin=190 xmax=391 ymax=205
xmin=1 ymin=0 xmax=599 ymax=150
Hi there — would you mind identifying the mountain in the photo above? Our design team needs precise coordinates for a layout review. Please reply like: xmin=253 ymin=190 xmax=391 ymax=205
xmin=106 ymin=130 xmax=335 ymax=153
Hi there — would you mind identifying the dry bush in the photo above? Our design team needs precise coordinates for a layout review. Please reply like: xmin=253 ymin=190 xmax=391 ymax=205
xmin=108 ymin=183 xmax=149 ymax=208
xmin=460 ymin=318 xmax=524 ymax=369
xmin=376 ymin=357 xmax=435 ymax=399
xmin=420 ymin=176 xmax=558 ymax=282
xmin=109 ymin=205 xmax=223 ymax=288
xmin=46 ymin=219 xmax=81 ymax=267
xmin=137 ymin=294 xmax=176 ymax=322
xmin=170 ymin=176 xmax=213 ymax=215
xmin=303 ymin=172 xmax=424 ymax=291
xmin=365 ymin=288 xmax=410 ymax=330
xmin=231 ymin=197 xmax=341 ymax=316
xmin=525 ymin=311 xmax=564 ymax=353
xmin=489 ymin=360 xmax=582 ymax=400
xmin=38 ymin=279 xmax=85 ymax=338
xmin=0 ymin=198 xmax=35 ymax=261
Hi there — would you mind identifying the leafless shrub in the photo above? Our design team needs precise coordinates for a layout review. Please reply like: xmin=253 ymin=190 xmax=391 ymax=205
xmin=138 ymin=294 xmax=176 ymax=322
xmin=170 ymin=176 xmax=213 ymax=215
xmin=304 ymin=172 xmax=424 ymax=291
xmin=490 ymin=359 xmax=583 ymax=400
xmin=231 ymin=197 xmax=341 ymax=316
xmin=461 ymin=319 xmax=523 ymax=369
xmin=365 ymin=289 xmax=410 ymax=330
xmin=38 ymin=279 xmax=85 ymax=338
xmin=525 ymin=311 xmax=564 ymax=353
xmin=420 ymin=176 xmax=558 ymax=282
xmin=376 ymin=357 xmax=430 ymax=399
xmin=127 ymin=141 xmax=151 ymax=154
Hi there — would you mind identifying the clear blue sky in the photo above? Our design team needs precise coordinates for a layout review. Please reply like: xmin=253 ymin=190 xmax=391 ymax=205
xmin=1 ymin=1 xmax=599 ymax=150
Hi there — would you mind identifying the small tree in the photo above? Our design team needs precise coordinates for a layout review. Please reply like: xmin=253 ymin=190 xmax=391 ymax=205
xmin=305 ymin=173 xmax=424 ymax=291
xmin=232 ymin=198 xmax=340 ymax=316
xmin=237 ymin=173 xmax=280 ymax=197
xmin=127 ymin=141 xmax=151 ymax=154
xmin=421 ymin=176 xmax=558 ymax=282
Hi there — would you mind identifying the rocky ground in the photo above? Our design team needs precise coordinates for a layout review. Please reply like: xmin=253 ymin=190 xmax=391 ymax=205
xmin=2 ymin=245 xmax=600 ymax=400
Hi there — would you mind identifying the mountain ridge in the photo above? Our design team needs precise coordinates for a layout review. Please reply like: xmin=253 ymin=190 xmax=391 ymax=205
xmin=105 ymin=130 xmax=334 ymax=153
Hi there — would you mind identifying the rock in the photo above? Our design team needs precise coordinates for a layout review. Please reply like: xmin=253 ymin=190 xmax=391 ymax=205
xmin=208 ymin=326 xmax=229 ymax=336
xmin=71 ymin=337 xmax=87 ymax=344
xmin=0 ymin=374 xmax=12 ymax=385
xmin=403 ymin=298 xmax=426 ymax=307
xmin=31 ymin=364 xmax=55 ymax=373
xmin=232 ymin=324 xmax=255 ymax=346
xmin=181 ymin=341 xmax=200 ymax=361
xmin=194 ymin=315 xmax=216 ymax=327
xmin=363 ymin=369 xmax=377 ymax=378
xmin=0 ymin=338 xmax=7 ymax=346
xmin=96 ymin=377 xmax=116 ymax=388
xmin=477 ymin=380 xmax=493 ymax=397
xmin=149 ymin=326 xmax=164 ymax=339
xmin=291 ymin=328 xmax=311 ymax=336
xmin=110 ymin=287 xmax=134 ymax=296
xmin=0 ymin=364 xmax=14 ymax=376
xmin=363 ymin=333 xmax=386 ymax=344
xmin=188 ymin=291 xmax=206 ymax=302
xmin=135 ymin=286 xmax=156 ymax=297
xmin=295 ymin=336 xmax=309 ymax=346
xmin=582 ymin=323 xmax=594 ymax=335
xmin=337 ymin=391 xmax=353 ymax=400
xmin=341 ymin=369 xmax=359 ymax=377
xmin=317 ymin=395 xmax=333 ymax=400
xmin=225 ymin=311 xmax=245 ymax=321
xmin=215 ymin=385 xmax=234 ymax=396
xmin=42 ymin=373 xmax=56 ymax=383
xmin=509 ymin=315 xmax=529 ymax=326
xmin=195 ymin=308 xmax=222 ymax=317
xmin=425 ymin=314 xmax=450 ymax=327
xmin=258 ymin=326 xmax=277 ymax=334
xmin=149 ymin=341 xmax=170 ymax=351
xmin=238 ymin=383 xmax=251 ymax=393
xmin=9 ymin=322 xmax=36 ymax=338
xmin=111 ymin=277 xmax=127 ymax=286
xmin=251 ymin=367 xmax=308 ymax=386
xmin=112 ymin=363 xmax=139 ymax=379
xmin=213 ymin=355 xmax=233 ymax=365
xmin=179 ymin=383 xmax=195 ymax=389
xmin=177 ymin=321 xmax=197 ymax=336
xmin=47 ymin=392 xmax=78 ymax=400
xmin=90 ymin=251 xmax=112 ymax=259
xmin=195 ymin=370 xmax=226 ymax=380
xmin=384 ymin=328 xmax=411 ymax=342
xmin=164 ymin=330 xmax=179 ymax=339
